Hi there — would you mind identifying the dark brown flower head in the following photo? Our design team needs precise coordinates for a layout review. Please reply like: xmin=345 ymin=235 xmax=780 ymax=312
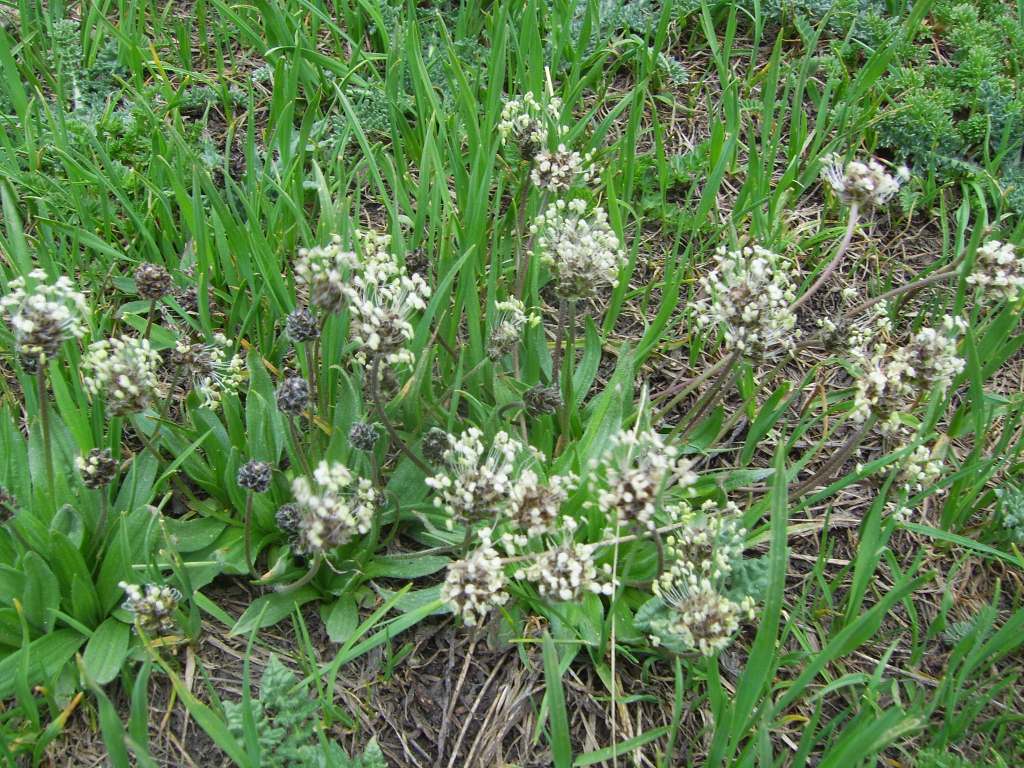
xmin=275 ymin=502 xmax=300 ymax=534
xmin=518 ymin=127 xmax=544 ymax=161
xmin=76 ymin=448 xmax=119 ymax=489
xmin=237 ymin=460 xmax=272 ymax=493
xmin=275 ymin=376 xmax=310 ymax=415
xmin=134 ymin=263 xmax=173 ymax=301
xmin=175 ymin=285 xmax=198 ymax=313
xmin=404 ymin=247 xmax=430 ymax=278
xmin=421 ymin=428 xmax=453 ymax=465
xmin=167 ymin=335 xmax=245 ymax=410
xmin=285 ymin=307 xmax=320 ymax=343
xmin=18 ymin=353 xmax=41 ymax=375
xmin=348 ymin=421 xmax=379 ymax=452
xmin=0 ymin=487 xmax=18 ymax=522
xmin=524 ymin=385 xmax=561 ymax=416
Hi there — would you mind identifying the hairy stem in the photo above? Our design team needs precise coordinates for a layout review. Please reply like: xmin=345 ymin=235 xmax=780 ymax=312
xmin=657 ymin=351 xmax=739 ymax=429
xmin=559 ymin=299 xmax=577 ymax=444
xmin=552 ymin=299 xmax=568 ymax=389
xmin=142 ymin=299 xmax=158 ymax=341
xmin=652 ymin=526 xmax=665 ymax=576
xmin=36 ymin=371 xmax=55 ymax=501
xmin=96 ymin=493 xmax=109 ymax=546
xmin=438 ymin=357 xmax=490 ymax=408
xmin=307 ymin=338 xmax=318 ymax=414
xmin=792 ymin=416 xmax=876 ymax=497
xmin=651 ymin=354 xmax=730 ymax=408
xmin=841 ymin=268 xmax=959 ymax=320
xmin=497 ymin=401 xmax=526 ymax=421
xmin=369 ymin=355 xmax=431 ymax=475
xmin=790 ymin=202 xmax=860 ymax=313
xmin=515 ymin=188 xmax=547 ymax=301
xmin=461 ymin=522 xmax=475 ymax=556
xmin=243 ymin=491 xmax=256 ymax=574
xmin=675 ymin=359 xmax=740 ymax=441
xmin=274 ymin=553 xmax=323 ymax=594
xmin=287 ymin=416 xmax=313 ymax=479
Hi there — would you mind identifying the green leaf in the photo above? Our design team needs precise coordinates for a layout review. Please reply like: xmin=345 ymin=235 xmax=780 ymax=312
xmin=374 ymin=584 xmax=446 ymax=615
xmin=542 ymin=632 xmax=573 ymax=768
xmin=684 ymin=406 xmax=724 ymax=453
xmin=50 ymin=505 xmax=85 ymax=548
xmin=573 ymin=726 xmax=670 ymax=766
xmin=0 ymin=29 xmax=27 ymax=118
xmin=230 ymin=587 xmax=319 ymax=636
xmin=22 ymin=552 xmax=60 ymax=634
xmin=82 ymin=618 xmax=130 ymax=686
xmin=322 ymin=597 xmax=359 ymax=644
xmin=365 ymin=554 xmax=449 ymax=579
xmin=578 ymin=346 xmax=633 ymax=463
xmin=0 ymin=630 xmax=85 ymax=700
xmin=720 ymin=446 xmax=789 ymax=759
xmin=71 ymin=574 xmax=102 ymax=629
xmin=163 ymin=517 xmax=228 ymax=553
xmin=79 ymin=655 xmax=133 ymax=768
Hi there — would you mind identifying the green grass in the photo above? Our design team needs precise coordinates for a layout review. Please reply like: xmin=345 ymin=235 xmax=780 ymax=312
xmin=0 ymin=0 xmax=1022 ymax=765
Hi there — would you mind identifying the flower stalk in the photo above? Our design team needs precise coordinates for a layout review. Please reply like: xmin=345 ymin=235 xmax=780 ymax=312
xmin=657 ymin=351 xmax=739 ymax=429
xmin=274 ymin=552 xmax=323 ymax=594
xmin=559 ymin=299 xmax=577 ymax=444
xmin=790 ymin=202 xmax=860 ymax=314
xmin=792 ymin=416 xmax=877 ymax=497
xmin=369 ymin=354 xmax=431 ymax=475
xmin=243 ymin=491 xmax=255 ymax=573
xmin=36 ymin=371 xmax=55 ymax=502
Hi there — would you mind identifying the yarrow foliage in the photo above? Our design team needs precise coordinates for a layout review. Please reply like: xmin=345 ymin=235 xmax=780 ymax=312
xmin=995 ymin=485 xmax=1024 ymax=545
xmin=695 ymin=245 xmax=800 ymax=358
xmin=2 ymin=269 xmax=89 ymax=366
